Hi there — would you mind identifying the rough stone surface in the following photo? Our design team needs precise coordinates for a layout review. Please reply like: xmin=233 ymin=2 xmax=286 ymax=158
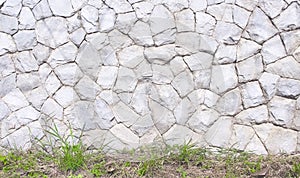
xmin=0 ymin=0 xmax=299 ymax=154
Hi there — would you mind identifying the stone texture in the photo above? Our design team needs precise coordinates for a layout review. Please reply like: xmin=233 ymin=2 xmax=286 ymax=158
xmin=48 ymin=42 xmax=78 ymax=68
xmin=99 ymin=7 xmax=115 ymax=32
xmin=277 ymin=78 xmax=300 ymax=99
xmin=2 ymin=89 xmax=29 ymax=111
xmin=149 ymin=5 xmax=175 ymax=35
xmin=114 ymin=67 xmax=137 ymax=92
xmin=15 ymin=51 xmax=39 ymax=72
xmin=13 ymin=30 xmax=37 ymax=51
xmin=261 ymin=35 xmax=287 ymax=64
xmin=237 ymin=54 xmax=263 ymax=82
xmin=18 ymin=7 xmax=36 ymax=30
xmin=184 ymin=52 xmax=213 ymax=71
xmin=214 ymin=21 xmax=242 ymax=44
xmin=171 ymin=70 xmax=194 ymax=97
xmin=236 ymin=105 xmax=269 ymax=124
xmin=75 ymin=75 xmax=101 ymax=101
xmin=196 ymin=12 xmax=216 ymax=35
xmin=237 ymin=38 xmax=261 ymax=61
xmin=215 ymin=88 xmax=242 ymax=115
xmin=113 ymin=101 xmax=140 ymax=127
xmin=0 ymin=33 xmax=16 ymax=55
xmin=1 ymin=0 xmax=22 ymax=16
xmin=144 ymin=45 xmax=176 ymax=64
xmin=0 ymin=14 xmax=18 ymax=34
xmin=96 ymin=66 xmax=118 ymax=89
xmin=241 ymin=82 xmax=265 ymax=108
xmin=273 ymin=2 xmax=300 ymax=31
xmin=105 ymin=0 xmax=132 ymax=13
xmin=175 ymin=9 xmax=195 ymax=32
xmin=266 ymin=56 xmax=300 ymax=80
xmin=269 ymin=96 xmax=296 ymax=126
xmin=32 ymin=0 xmax=53 ymax=20
xmin=54 ymin=63 xmax=83 ymax=86
xmin=118 ymin=45 xmax=144 ymax=68
xmin=259 ymin=72 xmax=280 ymax=100
xmin=48 ymin=0 xmax=74 ymax=17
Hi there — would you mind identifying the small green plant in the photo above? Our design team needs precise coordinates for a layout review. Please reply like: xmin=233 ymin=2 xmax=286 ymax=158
xmin=177 ymin=166 xmax=188 ymax=178
xmin=45 ymin=123 xmax=85 ymax=171
xmin=90 ymin=161 xmax=107 ymax=177
xmin=291 ymin=161 xmax=300 ymax=176
xmin=137 ymin=156 xmax=163 ymax=177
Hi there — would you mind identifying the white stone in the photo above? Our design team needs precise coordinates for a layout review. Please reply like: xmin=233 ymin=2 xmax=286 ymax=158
xmin=293 ymin=46 xmax=300 ymax=62
xmin=194 ymin=69 xmax=211 ymax=89
xmin=162 ymin=0 xmax=189 ymax=12
xmin=87 ymin=0 xmax=102 ymax=8
xmin=16 ymin=73 xmax=40 ymax=92
xmin=274 ymin=2 xmax=299 ymax=31
xmin=254 ymin=123 xmax=297 ymax=154
xmin=41 ymin=98 xmax=63 ymax=119
xmin=230 ymin=125 xmax=255 ymax=150
xmin=114 ymin=67 xmax=137 ymax=92
xmin=175 ymin=9 xmax=195 ymax=32
xmin=36 ymin=17 xmax=69 ymax=48
xmin=277 ymin=78 xmax=300 ymax=99
xmin=259 ymin=72 xmax=280 ymax=100
xmin=281 ymin=30 xmax=300 ymax=54
xmin=210 ymin=64 xmax=238 ymax=94
xmin=241 ymin=81 xmax=265 ymax=108
xmin=205 ymin=117 xmax=233 ymax=147
xmin=54 ymin=86 xmax=78 ymax=108
xmin=130 ymin=115 xmax=154 ymax=137
xmin=270 ymin=96 xmax=295 ymax=126
xmin=48 ymin=0 xmax=74 ymax=17
xmin=233 ymin=5 xmax=251 ymax=28
xmin=149 ymin=5 xmax=175 ymax=35
xmin=99 ymin=7 xmax=115 ymax=32
xmin=54 ymin=63 xmax=83 ymax=86
xmin=0 ymin=14 xmax=18 ymax=34
xmin=187 ymin=105 xmax=220 ymax=133
xmin=150 ymin=100 xmax=176 ymax=134
xmin=171 ymin=70 xmax=194 ymax=97
xmin=259 ymin=0 xmax=287 ymax=18
xmin=174 ymin=98 xmax=195 ymax=125
xmin=204 ymin=90 xmax=220 ymax=107
xmin=105 ymin=0 xmax=132 ymax=13
xmin=236 ymin=105 xmax=269 ymax=124
xmin=144 ymin=44 xmax=176 ymax=64
xmin=32 ymin=0 xmax=53 ymax=20
xmin=22 ymin=0 xmax=40 ymax=8
xmin=110 ymin=124 xmax=139 ymax=148
xmin=128 ymin=21 xmax=154 ymax=46
xmin=98 ymin=45 xmax=118 ymax=66
xmin=266 ymin=56 xmax=300 ymax=80
xmin=117 ymin=45 xmax=144 ymax=68
xmin=45 ymin=72 xmax=61 ymax=96
xmin=76 ymin=43 xmax=102 ymax=80
xmin=0 ymin=32 xmax=16 ymax=55
xmin=170 ymin=57 xmax=187 ymax=76
xmin=25 ymin=87 xmax=48 ymax=109
xmin=15 ymin=51 xmax=39 ymax=72
xmin=245 ymin=8 xmax=278 ymax=44
xmin=152 ymin=64 xmax=174 ymax=84
xmin=163 ymin=124 xmax=202 ymax=146
xmin=69 ymin=28 xmax=86 ymax=46
xmin=66 ymin=14 xmax=81 ymax=32
xmin=214 ymin=21 xmax=242 ymax=44
xmin=115 ymin=12 xmax=137 ymax=34
xmin=2 ymin=89 xmax=29 ymax=111
xmin=214 ymin=44 xmax=237 ymax=64
xmin=153 ymin=28 xmax=176 ymax=46
xmin=18 ymin=7 xmax=36 ymax=30
xmin=237 ymin=54 xmax=263 ymax=82
xmin=94 ymin=97 xmax=115 ymax=129
xmin=236 ymin=0 xmax=258 ymax=11
xmin=13 ymin=30 xmax=37 ymax=51
xmin=245 ymin=134 xmax=268 ymax=155
xmin=113 ymin=102 xmax=139 ymax=127
xmin=48 ymin=42 xmax=78 ymax=68
xmin=108 ymin=29 xmax=134 ymax=49
xmin=130 ymin=83 xmax=152 ymax=116
xmin=215 ymin=88 xmax=242 ymax=115
xmin=71 ymin=0 xmax=86 ymax=10
xmin=134 ymin=60 xmax=152 ymax=79
xmin=0 ymin=101 xmax=9 ymax=121
xmin=0 ymin=54 xmax=14 ymax=78
xmin=0 ymin=74 xmax=16 ymax=97
xmin=188 ymin=0 xmax=207 ymax=11
xmin=175 ymin=32 xmax=201 ymax=54
xmin=133 ymin=2 xmax=154 ymax=21
xmin=151 ymin=85 xmax=181 ymax=110
xmin=38 ymin=63 xmax=52 ymax=83
xmin=81 ymin=5 xmax=99 ymax=33
xmin=97 ymin=66 xmax=118 ymax=89
xmin=261 ymin=35 xmax=287 ymax=64
xmin=75 ymin=75 xmax=101 ymax=101
xmin=206 ymin=3 xmax=231 ymax=22
xmin=86 ymin=32 xmax=108 ymax=50
xmin=1 ymin=0 xmax=22 ymax=16
xmin=184 ymin=52 xmax=213 ymax=71
xmin=237 ymin=38 xmax=261 ymax=61
xmin=32 ymin=44 xmax=50 ymax=64
xmin=198 ymin=34 xmax=219 ymax=54
xmin=99 ymin=90 xmax=119 ymax=105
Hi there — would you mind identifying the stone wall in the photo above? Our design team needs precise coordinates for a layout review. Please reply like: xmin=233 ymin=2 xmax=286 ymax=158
xmin=0 ymin=0 xmax=299 ymax=154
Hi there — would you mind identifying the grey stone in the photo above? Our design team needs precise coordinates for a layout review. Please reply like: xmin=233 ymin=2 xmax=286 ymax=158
xmin=171 ymin=70 xmax=194 ymax=97
xmin=36 ymin=17 xmax=69 ymax=48
xmin=261 ymin=35 xmax=287 ymax=64
xmin=98 ymin=45 xmax=118 ymax=66
xmin=94 ymin=97 xmax=115 ymax=129
xmin=277 ymin=78 xmax=300 ymax=99
xmin=18 ymin=7 xmax=36 ymax=30
xmin=48 ymin=0 xmax=74 ymax=17
xmin=230 ymin=125 xmax=255 ymax=151
xmin=254 ymin=123 xmax=297 ymax=154
xmin=175 ymin=32 xmax=201 ymax=54
xmin=215 ymin=88 xmax=242 ymax=116
xmin=0 ymin=14 xmax=18 ymax=34
xmin=66 ymin=13 xmax=81 ymax=32
xmin=81 ymin=5 xmax=98 ymax=33
xmin=236 ymin=0 xmax=258 ymax=11
xmin=153 ymin=28 xmax=176 ymax=46
xmin=151 ymin=85 xmax=181 ymax=110
xmin=174 ymin=98 xmax=196 ymax=125
xmin=133 ymin=2 xmax=154 ymax=21
xmin=269 ymin=96 xmax=296 ymax=126
xmin=99 ymin=90 xmax=120 ymax=105
xmin=2 ymin=89 xmax=29 ymax=111
xmin=241 ymin=81 xmax=265 ymax=108
xmin=0 ymin=32 xmax=16 ymax=55
xmin=23 ymin=0 xmax=40 ymax=8
xmin=54 ymin=63 xmax=83 ymax=86
xmin=236 ymin=105 xmax=269 ymax=124
xmin=118 ymin=45 xmax=144 ymax=68
xmin=13 ymin=30 xmax=37 ymax=51
xmin=131 ymin=83 xmax=152 ymax=115
xmin=113 ymin=101 xmax=139 ymax=127
xmin=97 ymin=66 xmax=118 ymax=89
xmin=205 ymin=116 xmax=233 ymax=148
xmin=274 ymin=2 xmax=300 ymax=31
xmin=108 ymin=29 xmax=134 ymax=50
xmin=130 ymin=114 xmax=154 ymax=137
xmin=187 ymin=105 xmax=220 ymax=133
xmin=233 ymin=5 xmax=251 ymax=28
xmin=32 ymin=0 xmax=53 ymax=20
xmin=110 ymin=123 xmax=139 ymax=149
xmin=144 ymin=44 xmax=176 ymax=64
xmin=266 ymin=56 xmax=300 ymax=80
xmin=48 ymin=42 xmax=78 ymax=68
xmin=207 ymin=3 xmax=232 ymax=22
xmin=237 ymin=54 xmax=263 ymax=82
xmin=210 ymin=64 xmax=238 ymax=94
xmin=175 ymin=9 xmax=195 ymax=32
xmin=259 ymin=0 xmax=287 ymax=18
xmin=196 ymin=12 xmax=215 ymax=35
xmin=245 ymin=134 xmax=268 ymax=155
xmin=75 ymin=75 xmax=101 ymax=101
xmin=114 ymin=67 xmax=137 ymax=92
